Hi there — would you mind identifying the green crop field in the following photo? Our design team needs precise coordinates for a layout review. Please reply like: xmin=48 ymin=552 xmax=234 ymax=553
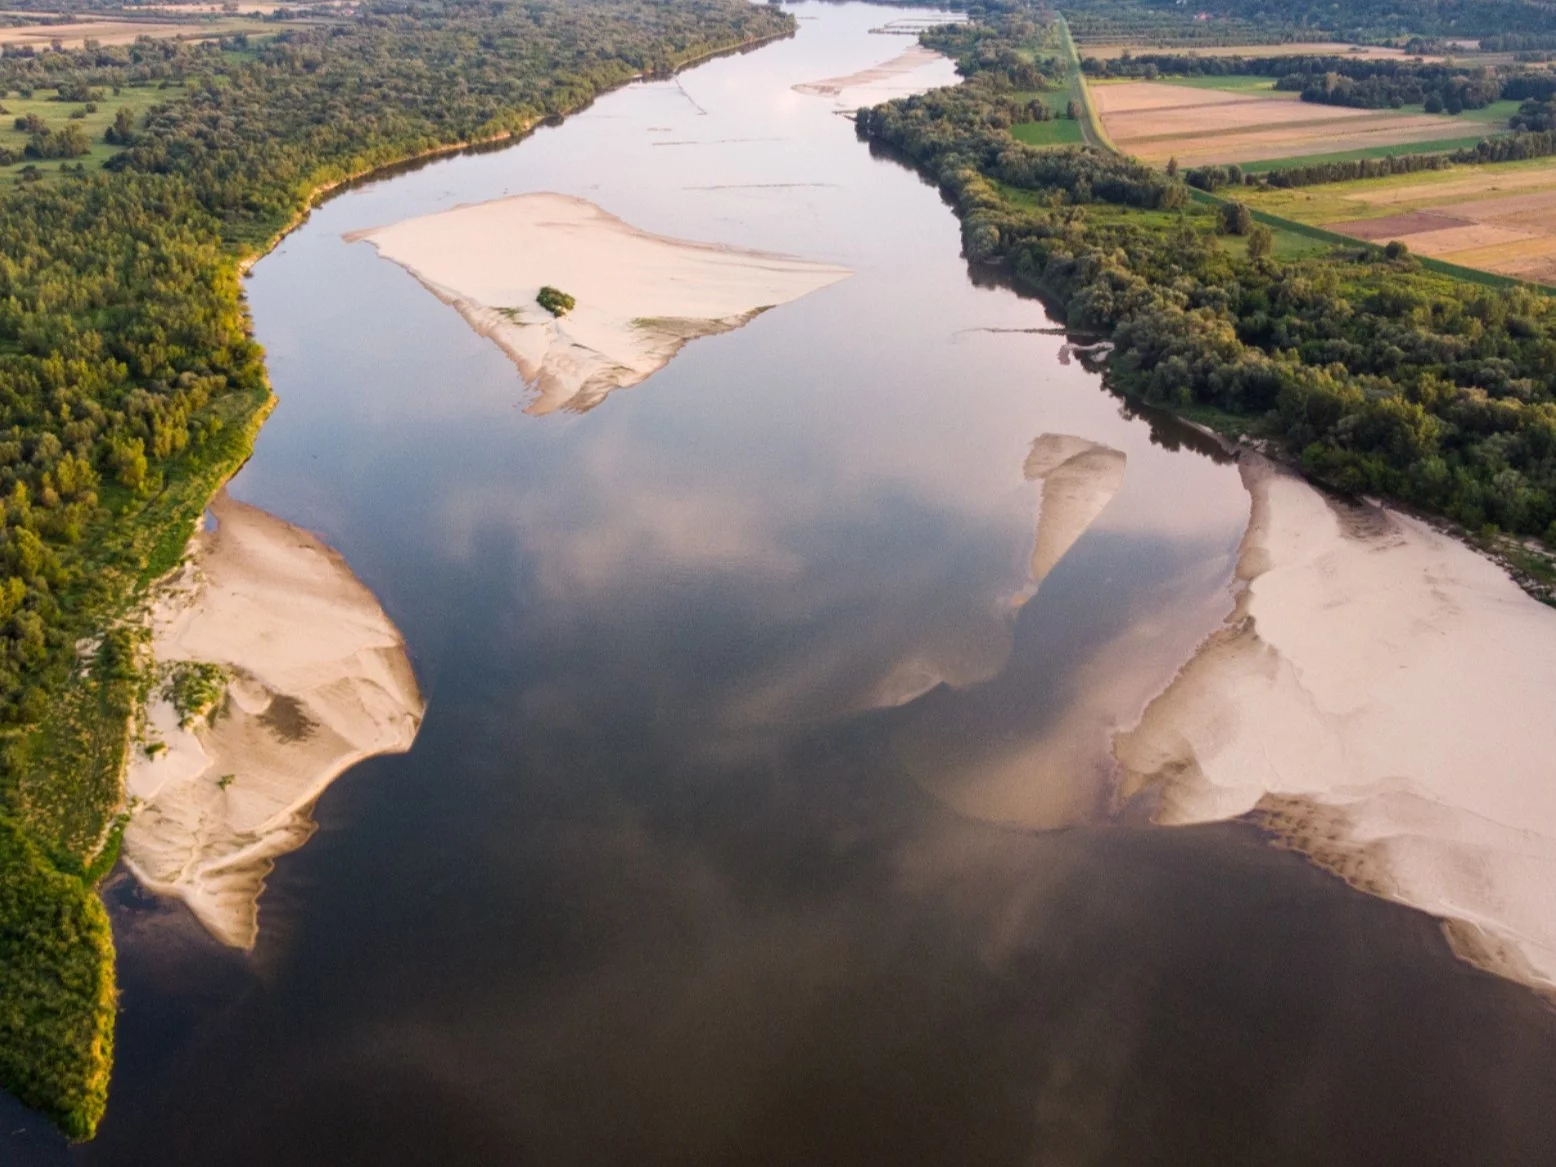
xmin=1012 ymin=117 xmax=1085 ymax=147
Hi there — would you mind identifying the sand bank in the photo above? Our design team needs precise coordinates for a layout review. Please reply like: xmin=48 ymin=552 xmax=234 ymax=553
xmin=793 ymin=44 xmax=949 ymax=109
xmin=122 ymin=492 xmax=423 ymax=948
xmin=1023 ymin=434 xmax=1126 ymax=589
xmin=348 ymin=193 xmax=850 ymax=415
xmin=1115 ymin=457 xmax=1556 ymax=991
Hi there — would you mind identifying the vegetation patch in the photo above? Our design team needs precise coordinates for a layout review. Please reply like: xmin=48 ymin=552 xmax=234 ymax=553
xmin=0 ymin=816 xmax=114 ymax=1141
xmin=536 ymin=285 xmax=577 ymax=316
xmin=1012 ymin=112 xmax=1084 ymax=147
xmin=164 ymin=662 xmax=229 ymax=729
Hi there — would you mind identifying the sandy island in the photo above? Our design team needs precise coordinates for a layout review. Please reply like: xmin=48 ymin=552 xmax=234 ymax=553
xmin=793 ymin=44 xmax=948 ymax=109
xmin=347 ymin=192 xmax=851 ymax=415
xmin=1114 ymin=456 xmax=1556 ymax=992
xmin=122 ymin=492 xmax=423 ymax=949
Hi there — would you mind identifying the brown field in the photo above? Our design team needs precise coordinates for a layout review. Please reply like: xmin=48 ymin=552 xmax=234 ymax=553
xmin=0 ymin=17 xmax=270 ymax=47
xmin=1094 ymin=80 xmax=1486 ymax=166
xmin=1243 ymin=157 xmax=1556 ymax=285
xmin=1076 ymin=41 xmax=1452 ymax=62
xmin=1327 ymin=186 xmax=1556 ymax=282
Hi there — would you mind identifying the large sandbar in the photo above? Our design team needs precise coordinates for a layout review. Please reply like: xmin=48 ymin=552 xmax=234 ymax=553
xmin=1115 ymin=457 xmax=1556 ymax=991
xmin=348 ymin=192 xmax=851 ymax=415
xmin=123 ymin=492 xmax=423 ymax=948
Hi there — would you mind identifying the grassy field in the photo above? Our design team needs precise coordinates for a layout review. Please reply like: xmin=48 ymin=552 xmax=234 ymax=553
xmin=1056 ymin=16 xmax=1114 ymax=151
xmin=1012 ymin=116 xmax=1085 ymax=147
xmin=993 ymin=177 xmax=1330 ymax=261
xmin=0 ymin=85 xmax=178 ymax=184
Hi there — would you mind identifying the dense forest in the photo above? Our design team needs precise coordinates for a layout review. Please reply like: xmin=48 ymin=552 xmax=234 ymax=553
xmin=859 ymin=7 xmax=1556 ymax=559
xmin=0 ymin=0 xmax=791 ymax=1140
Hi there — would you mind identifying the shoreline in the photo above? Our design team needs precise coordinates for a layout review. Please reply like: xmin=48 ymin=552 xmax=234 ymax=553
xmin=121 ymin=493 xmax=424 ymax=950
xmin=1113 ymin=452 xmax=1556 ymax=994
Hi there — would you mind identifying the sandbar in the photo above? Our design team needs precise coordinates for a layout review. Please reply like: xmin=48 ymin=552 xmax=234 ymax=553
xmin=122 ymin=492 xmax=423 ymax=948
xmin=793 ymin=44 xmax=949 ymax=109
xmin=347 ymin=192 xmax=851 ymax=415
xmin=1115 ymin=457 xmax=1556 ymax=991
xmin=1023 ymin=434 xmax=1126 ymax=589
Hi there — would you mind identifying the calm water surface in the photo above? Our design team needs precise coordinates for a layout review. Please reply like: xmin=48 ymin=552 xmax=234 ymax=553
xmin=8 ymin=6 xmax=1556 ymax=1163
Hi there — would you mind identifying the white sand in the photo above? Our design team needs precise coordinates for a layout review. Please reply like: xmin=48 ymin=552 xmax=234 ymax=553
xmin=1115 ymin=457 xmax=1556 ymax=991
xmin=122 ymin=492 xmax=423 ymax=949
xmin=348 ymin=193 xmax=850 ymax=415
xmin=793 ymin=44 xmax=949 ymax=109
xmin=1023 ymin=434 xmax=1127 ymax=588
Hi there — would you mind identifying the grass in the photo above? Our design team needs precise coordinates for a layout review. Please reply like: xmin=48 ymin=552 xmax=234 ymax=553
xmin=1056 ymin=16 xmax=1115 ymax=152
xmin=1012 ymin=116 xmax=1085 ymax=147
xmin=0 ymin=84 xmax=177 ymax=185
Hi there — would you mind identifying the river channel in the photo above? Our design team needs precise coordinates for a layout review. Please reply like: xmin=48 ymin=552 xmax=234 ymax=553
xmin=8 ymin=4 xmax=1556 ymax=1163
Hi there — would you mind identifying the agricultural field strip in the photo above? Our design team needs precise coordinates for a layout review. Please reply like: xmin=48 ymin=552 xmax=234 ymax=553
xmin=0 ymin=18 xmax=273 ymax=46
xmin=1242 ymin=158 xmax=1556 ymax=285
xmin=1095 ymin=80 xmax=1513 ymax=166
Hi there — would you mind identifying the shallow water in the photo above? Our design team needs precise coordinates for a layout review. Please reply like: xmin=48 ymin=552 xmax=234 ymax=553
xmin=8 ymin=5 xmax=1556 ymax=1163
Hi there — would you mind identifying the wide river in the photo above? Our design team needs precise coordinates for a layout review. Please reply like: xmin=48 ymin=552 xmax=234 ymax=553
xmin=10 ymin=4 xmax=1556 ymax=1163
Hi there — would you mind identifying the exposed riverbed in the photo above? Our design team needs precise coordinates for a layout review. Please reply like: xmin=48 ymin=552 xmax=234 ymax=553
xmin=9 ymin=5 xmax=1556 ymax=1163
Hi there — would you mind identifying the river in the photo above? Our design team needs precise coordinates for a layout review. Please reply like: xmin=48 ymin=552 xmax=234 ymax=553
xmin=8 ymin=4 xmax=1556 ymax=1163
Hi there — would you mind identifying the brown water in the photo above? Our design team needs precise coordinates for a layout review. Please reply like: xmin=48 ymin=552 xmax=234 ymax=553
xmin=7 ymin=5 xmax=1556 ymax=1163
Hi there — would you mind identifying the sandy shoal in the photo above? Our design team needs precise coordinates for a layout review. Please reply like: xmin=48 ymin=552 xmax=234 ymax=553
xmin=349 ymin=193 xmax=850 ymax=415
xmin=1023 ymin=434 xmax=1126 ymax=588
xmin=793 ymin=44 xmax=951 ymax=108
xmin=1115 ymin=456 xmax=1556 ymax=991
xmin=123 ymin=492 xmax=424 ymax=948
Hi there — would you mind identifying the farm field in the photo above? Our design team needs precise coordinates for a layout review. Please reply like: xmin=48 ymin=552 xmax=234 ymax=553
xmin=1241 ymin=157 xmax=1556 ymax=285
xmin=1093 ymin=80 xmax=1506 ymax=167
xmin=0 ymin=15 xmax=271 ymax=48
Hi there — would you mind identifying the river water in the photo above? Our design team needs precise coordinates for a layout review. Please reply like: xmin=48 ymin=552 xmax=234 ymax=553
xmin=9 ymin=4 xmax=1556 ymax=1163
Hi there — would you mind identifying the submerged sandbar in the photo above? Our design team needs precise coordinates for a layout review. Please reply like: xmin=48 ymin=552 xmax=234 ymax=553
xmin=347 ymin=192 xmax=851 ymax=415
xmin=123 ymin=492 xmax=424 ymax=948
